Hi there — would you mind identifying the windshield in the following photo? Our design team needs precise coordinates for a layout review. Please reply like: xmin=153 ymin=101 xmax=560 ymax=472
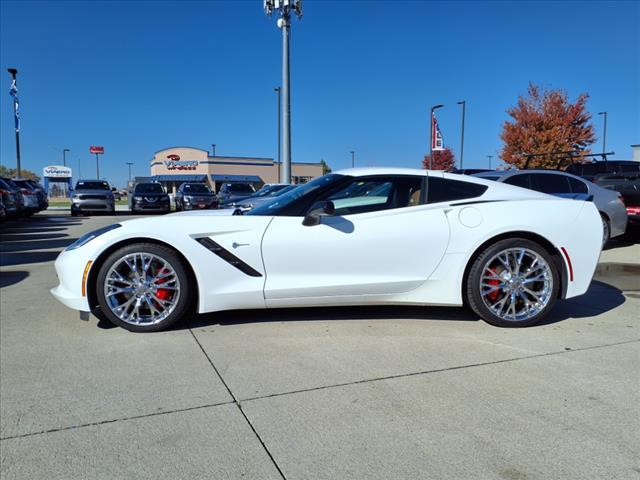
xmin=225 ymin=183 xmax=255 ymax=194
xmin=135 ymin=183 xmax=164 ymax=194
xmin=183 ymin=184 xmax=211 ymax=194
xmin=247 ymin=174 xmax=344 ymax=216
xmin=252 ymin=184 xmax=288 ymax=198
xmin=76 ymin=181 xmax=110 ymax=190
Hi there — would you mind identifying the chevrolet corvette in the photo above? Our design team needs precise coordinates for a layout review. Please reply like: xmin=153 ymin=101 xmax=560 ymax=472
xmin=51 ymin=168 xmax=602 ymax=332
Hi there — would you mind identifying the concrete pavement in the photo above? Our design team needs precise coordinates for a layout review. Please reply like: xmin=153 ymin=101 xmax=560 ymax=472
xmin=1 ymin=211 xmax=638 ymax=479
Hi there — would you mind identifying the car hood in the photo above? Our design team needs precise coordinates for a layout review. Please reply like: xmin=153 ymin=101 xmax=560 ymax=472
xmin=73 ymin=189 xmax=113 ymax=196
xmin=169 ymin=209 xmax=236 ymax=217
xmin=133 ymin=192 xmax=168 ymax=197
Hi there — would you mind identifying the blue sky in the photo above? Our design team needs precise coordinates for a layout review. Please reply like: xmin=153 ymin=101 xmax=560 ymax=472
xmin=1 ymin=0 xmax=639 ymax=188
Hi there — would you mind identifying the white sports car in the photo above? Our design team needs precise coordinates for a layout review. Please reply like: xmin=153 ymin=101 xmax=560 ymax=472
xmin=51 ymin=168 xmax=602 ymax=332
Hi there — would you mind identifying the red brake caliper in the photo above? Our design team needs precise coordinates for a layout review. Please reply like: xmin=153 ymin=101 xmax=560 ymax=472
xmin=485 ymin=269 xmax=501 ymax=302
xmin=155 ymin=268 xmax=171 ymax=301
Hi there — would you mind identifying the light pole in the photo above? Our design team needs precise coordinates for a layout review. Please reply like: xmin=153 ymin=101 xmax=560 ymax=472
xmin=63 ymin=148 xmax=70 ymax=167
xmin=598 ymin=112 xmax=608 ymax=154
xmin=350 ymin=151 xmax=355 ymax=168
xmin=211 ymin=144 xmax=216 ymax=157
xmin=7 ymin=68 xmax=21 ymax=177
xmin=126 ymin=162 xmax=134 ymax=183
xmin=487 ymin=155 xmax=493 ymax=169
xmin=429 ymin=104 xmax=444 ymax=169
xmin=264 ymin=0 xmax=302 ymax=184
xmin=457 ymin=101 xmax=466 ymax=169
xmin=274 ymin=86 xmax=281 ymax=181
xmin=77 ymin=158 xmax=81 ymax=179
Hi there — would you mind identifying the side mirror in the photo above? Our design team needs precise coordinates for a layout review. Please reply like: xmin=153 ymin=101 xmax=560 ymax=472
xmin=302 ymin=200 xmax=335 ymax=226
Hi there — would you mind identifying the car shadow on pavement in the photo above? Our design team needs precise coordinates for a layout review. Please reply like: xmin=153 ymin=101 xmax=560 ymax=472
xmin=0 ymin=271 xmax=29 ymax=288
xmin=180 ymin=280 xmax=626 ymax=331
xmin=604 ymin=224 xmax=640 ymax=250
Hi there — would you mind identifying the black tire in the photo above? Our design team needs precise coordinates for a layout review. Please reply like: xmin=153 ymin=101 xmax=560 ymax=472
xmin=466 ymin=238 xmax=560 ymax=328
xmin=95 ymin=243 xmax=193 ymax=332
xmin=600 ymin=213 xmax=610 ymax=247
xmin=71 ymin=210 xmax=78 ymax=217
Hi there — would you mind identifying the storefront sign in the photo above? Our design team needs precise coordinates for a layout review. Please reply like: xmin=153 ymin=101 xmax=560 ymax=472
xmin=164 ymin=154 xmax=198 ymax=170
xmin=43 ymin=165 xmax=72 ymax=178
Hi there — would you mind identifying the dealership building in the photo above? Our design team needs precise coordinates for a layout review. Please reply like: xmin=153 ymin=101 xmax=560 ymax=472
xmin=144 ymin=147 xmax=324 ymax=193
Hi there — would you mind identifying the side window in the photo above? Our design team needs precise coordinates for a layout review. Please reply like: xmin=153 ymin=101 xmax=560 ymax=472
xmin=320 ymin=176 xmax=423 ymax=216
xmin=567 ymin=177 xmax=588 ymax=194
xmin=427 ymin=177 xmax=488 ymax=204
xmin=503 ymin=174 xmax=531 ymax=189
xmin=529 ymin=174 xmax=571 ymax=194
xmin=621 ymin=163 xmax=640 ymax=173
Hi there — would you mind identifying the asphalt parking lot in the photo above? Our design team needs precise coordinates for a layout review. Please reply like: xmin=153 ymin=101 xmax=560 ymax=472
xmin=1 ymin=211 xmax=639 ymax=480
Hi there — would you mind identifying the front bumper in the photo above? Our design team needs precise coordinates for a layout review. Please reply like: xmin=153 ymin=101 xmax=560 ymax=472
xmin=50 ymin=249 xmax=91 ymax=312
xmin=72 ymin=199 xmax=115 ymax=212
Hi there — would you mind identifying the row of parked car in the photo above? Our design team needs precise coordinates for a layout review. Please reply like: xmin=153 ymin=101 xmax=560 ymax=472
xmin=0 ymin=177 xmax=49 ymax=221
xmin=459 ymin=160 xmax=640 ymax=244
xmin=68 ymin=178 xmax=295 ymax=216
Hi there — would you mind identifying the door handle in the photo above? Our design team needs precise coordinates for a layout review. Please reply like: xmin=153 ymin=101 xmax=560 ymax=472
xmin=232 ymin=242 xmax=250 ymax=248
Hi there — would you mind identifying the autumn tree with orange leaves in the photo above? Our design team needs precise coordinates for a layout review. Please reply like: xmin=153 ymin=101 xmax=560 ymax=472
xmin=422 ymin=148 xmax=456 ymax=171
xmin=500 ymin=83 xmax=596 ymax=169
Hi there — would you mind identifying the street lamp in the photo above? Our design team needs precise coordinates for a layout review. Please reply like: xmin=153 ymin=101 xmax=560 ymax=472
xmin=126 ymin=162 xmax=134 ymax=183
xmin=211 ymin=144 xmax=216 ymax=157
xmin=598 ymin=112 xmax=608 ymax=154
xmin=457 ymin=101 xmax=466 ymax=169
xmin=63 ymin=148 xmax=70 ymax=167
xmin=429 ymin=104 xmax=444 ymax=169
xmin=350 ymin=151 xmax=355 ymax=168
xmin=274 ymin=86 xmax=281 ymax=181
xmin=487 ymin=155 xmax=493 ymax=169
xmin=264 ymin=0 xmax=303 ymax=184
xmin=7 ymin=68 xmax=21 ymax=177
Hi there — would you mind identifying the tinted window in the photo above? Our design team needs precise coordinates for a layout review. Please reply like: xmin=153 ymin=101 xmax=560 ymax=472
xmin=503 ymin=174 xmax=531 ymax=189
xmin=621 ymin=163 xmax=640 ymax=173
xmin=135 ymin=183 xmax=164 ymax=194
xmin=1 ymin=178 xmax=21 ymax=190
xmin=225 ymin=183 xmax=255 ymax=193
xmin=76 ymin=181 xmax=110 ymax=190
xmin=529 ymin=174 xmax=571 ymax=194
xmin=427 ymin=177 xmax=488 ymax=203
xmin=183 ymin=184 xmax=210 ymax=193
xmin=567 ymin=177 xmax=588 ymax=194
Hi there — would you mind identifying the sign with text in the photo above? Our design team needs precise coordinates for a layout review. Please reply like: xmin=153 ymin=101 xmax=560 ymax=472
xmin=89 ymin=146 xmax=104 ymax=154
xmin=43 ymin=165 xmax=72 ymax=178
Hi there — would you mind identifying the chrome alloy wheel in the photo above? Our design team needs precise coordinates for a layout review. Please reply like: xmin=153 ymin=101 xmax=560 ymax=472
xmin=103 ymin=252 xmax=181 ymax=326
xmin=479 ymin=248 xmax=553 ymax=323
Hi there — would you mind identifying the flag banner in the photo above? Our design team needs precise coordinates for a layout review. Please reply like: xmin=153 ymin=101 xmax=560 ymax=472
xmin=9 ymin=79 xmax=19 ymax=132
xmin=432 ymin=111 xmax=444 ymax=151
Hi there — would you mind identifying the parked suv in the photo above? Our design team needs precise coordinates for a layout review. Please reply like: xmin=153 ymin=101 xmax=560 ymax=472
xmin=0 ymin=177 xmax=27 ymax=217
xmin=0 ymin=177 xmax=21 ymax=218
xmin=175 ymin=183 xmax=218 ymax=210
xmin=565 ymin=160 xmax=640 ymax=182
xmin=12 ymin=179 xmax=42 ymax=214
xmin=71 ymin=180 xmax=115 ymax=216
xmin=217 ymin=182 xmax=256 ymax=207
xmin=129 ymin=182 xmax=170 ymax=214
xmin=473 ymin=169 xmax=627 ymax=245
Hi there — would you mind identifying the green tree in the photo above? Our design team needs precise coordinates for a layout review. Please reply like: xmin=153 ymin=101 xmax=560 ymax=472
xmin=0 ymin=165 xmax=41 ymax=182
xmin=320 ymin=159 xmax=332 ymax=175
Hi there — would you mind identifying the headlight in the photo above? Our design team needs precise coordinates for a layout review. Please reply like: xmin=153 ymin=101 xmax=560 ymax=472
xmin=65 ymin=224 xmax=121 ymax=251
xmin=72 ymin=194 xmax=80 ymax=199
xmin=134 ymin=196 xmax=143 ymax=202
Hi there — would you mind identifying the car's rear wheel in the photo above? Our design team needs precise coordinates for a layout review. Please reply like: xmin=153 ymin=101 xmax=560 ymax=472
xmin=466 ymin=238 xmax=559 ymax=328
xmin=95 ymin=243 xmax=192 ymax=332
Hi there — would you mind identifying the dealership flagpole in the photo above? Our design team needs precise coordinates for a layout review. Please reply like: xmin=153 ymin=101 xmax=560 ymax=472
xmin=8 ymin=68 xmax=21 ymax=177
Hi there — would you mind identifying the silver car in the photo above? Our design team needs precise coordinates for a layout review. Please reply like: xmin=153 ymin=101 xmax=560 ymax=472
xmin=472 ymin=170 xmax=627 ymax=244
xmin=71 ymin=179 xmax=115 ymax=216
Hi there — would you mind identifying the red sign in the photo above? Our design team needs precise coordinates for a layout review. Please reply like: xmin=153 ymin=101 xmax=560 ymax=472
xmin=89 ymin=146 xmax=104 ymax=154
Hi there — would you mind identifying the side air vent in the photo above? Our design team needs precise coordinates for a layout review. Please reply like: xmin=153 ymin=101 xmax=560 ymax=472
xmin=195 ymin=237 xmax=263 ymax=277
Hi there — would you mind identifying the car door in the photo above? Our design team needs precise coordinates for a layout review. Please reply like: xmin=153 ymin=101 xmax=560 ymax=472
xmin=528 ymin=173 xmax=576 ymax=199
xmin=261 ymin=174 xmax=450 ymax=301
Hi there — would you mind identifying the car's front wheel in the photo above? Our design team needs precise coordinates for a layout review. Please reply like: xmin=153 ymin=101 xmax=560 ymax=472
xmin=95 ymin=243 xmax=193 ymax=332
xmin=466 ymin=238 xmax=559 ymax=328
